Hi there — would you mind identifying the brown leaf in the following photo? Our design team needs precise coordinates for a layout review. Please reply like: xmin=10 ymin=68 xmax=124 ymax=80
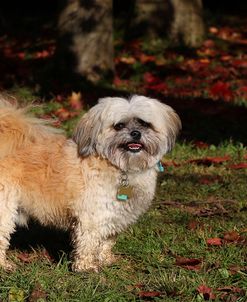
xmin=228 ymin=163 xmax=247 ymax=169
xmin=138 ymin=291 xmax=163 ymax=298
xmin=28 ymin=283 xmax=47 ymax=302
xmin=193 ymin=141 xmax=210 ymax=149
xmin=175 ymin=256 xmax=202 ymax=271
xmin=223 ymin=231 xmax=240 ymax=242
xmin=198 ymin=175 xmax=222 ymax=185
xmin=206 ymin=237 xmax=222 ymax=246
xmin=54 ymin=108 xmax=71 ymax=121
xmin=17 ymin=252 xmax=35 ymax=263
xmin=189 ymin=156 xmax=231 ymax=166
xmin=197 ymin=284 xmax=216 ymax=300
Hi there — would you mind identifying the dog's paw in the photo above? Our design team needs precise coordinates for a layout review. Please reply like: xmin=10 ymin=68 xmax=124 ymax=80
xmin=72 ymin=257 xmax=100 ymax=273
xmin=0 ymin=258 xmax=17 ymax=272
xmin=99 ymin=253 xmax=118 ymax=267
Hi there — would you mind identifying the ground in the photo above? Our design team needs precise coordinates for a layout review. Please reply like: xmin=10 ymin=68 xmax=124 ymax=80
xmin=0 ymin=6 xmax=246 ymax=302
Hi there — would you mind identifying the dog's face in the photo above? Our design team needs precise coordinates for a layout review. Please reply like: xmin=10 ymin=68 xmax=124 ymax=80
xmin=73 ymin=96 xmax=181 ymax=171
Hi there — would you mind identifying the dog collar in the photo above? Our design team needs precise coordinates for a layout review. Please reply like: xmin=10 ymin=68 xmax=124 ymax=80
xmin=116 ymin=171 xmax=133 ymax=201
xmin=157 ymin=161 xmax=164 ymax=172
xmin=116 ymin=162 xmax=164 ymax=201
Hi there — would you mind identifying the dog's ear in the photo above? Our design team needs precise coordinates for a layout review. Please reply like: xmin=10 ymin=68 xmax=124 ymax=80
xmin=162 ymin=104 xmax=181 ymax=152
xmin=72 ymin=105 xmax=103 ymax=156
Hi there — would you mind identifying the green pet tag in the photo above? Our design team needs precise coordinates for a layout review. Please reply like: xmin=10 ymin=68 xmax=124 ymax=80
xmin=117 ymin=185 xmax=133 ymax=201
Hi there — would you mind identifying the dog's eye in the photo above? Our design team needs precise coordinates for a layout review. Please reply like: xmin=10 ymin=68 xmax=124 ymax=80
xmin=137 ymin=119 xmax=151 ymax=128
xmin=114 ymin=123 xmax=125 ymax=131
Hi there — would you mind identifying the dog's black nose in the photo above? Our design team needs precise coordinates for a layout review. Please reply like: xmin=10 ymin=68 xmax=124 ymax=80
xmin=130 ymin=130 xmax=141 ymax=140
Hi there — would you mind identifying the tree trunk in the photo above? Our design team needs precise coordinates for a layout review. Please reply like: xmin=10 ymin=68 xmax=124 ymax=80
xmin=170 ymin=0 xmax=205 ymax=47
xmin=132 ymin=0 xmax=205 ymax=47
xmin=57 ymin=0 xmax=114 ymax=83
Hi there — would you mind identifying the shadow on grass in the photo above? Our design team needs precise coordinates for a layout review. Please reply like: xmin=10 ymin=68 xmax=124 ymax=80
xmin=10 ymin=221 xmax=72 ymax=263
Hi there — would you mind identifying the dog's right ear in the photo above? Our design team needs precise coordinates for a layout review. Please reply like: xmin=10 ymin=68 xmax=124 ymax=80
xmin=72 ymin=105 xmax=103 ymax=156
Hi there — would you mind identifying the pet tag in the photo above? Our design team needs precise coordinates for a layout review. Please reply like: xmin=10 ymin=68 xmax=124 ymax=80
xmin=117 ymin=185 xmax=133 ymax=201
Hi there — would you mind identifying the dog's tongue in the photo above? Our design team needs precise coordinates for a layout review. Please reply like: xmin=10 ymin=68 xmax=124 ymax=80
xmin=127 ymin=143 xmax=142 ymax=151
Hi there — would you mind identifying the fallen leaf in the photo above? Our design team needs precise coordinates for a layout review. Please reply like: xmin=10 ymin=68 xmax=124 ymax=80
xmin=175 ymin=256 xmax=202 ymax=271
xmin=119 ymin=56 xmax=136 ymax=64
xmin=138 ymin=291 xmax=163 ymax=298
xmin=209 ymin=81 xmax=233 ymax=101
xmin=228 ymin=163 xmax=247 ymax=169
xmin=198 ymin=175 xmax=222 ymax=185
xmin=206 ymin=237 xmax=222 ymax=246
xmin=8 ymin=288 xmax=25 ymax=302
xmin=17 ymin=252 xmax=35 ymax=263
xmin=54 ymin=108 xmax=71 ymax=121
xmin=197 ymin=284 xmax=216 ymax=300
xmin=68 ymin=91 xmax=83 ymax=111
xmin=189 ymin=156 xmax=231 ymax=166
xmin=193 ymin=141 xmax=210 ymax=149
xmin=223 ymin=231 xmax=240 ymax=242
xmin=28 ymin=283 xmax=47 ymax=302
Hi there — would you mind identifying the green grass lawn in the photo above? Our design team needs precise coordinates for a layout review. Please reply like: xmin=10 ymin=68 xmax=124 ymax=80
xmin=0 ymin=12 xmax=247 ymax=300
xmin=0 ymin=122 xmax=246 ymax=301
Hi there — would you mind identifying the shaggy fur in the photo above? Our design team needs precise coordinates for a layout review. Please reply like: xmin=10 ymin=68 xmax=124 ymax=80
xmin=0 ymin=95 xmax=181 ymax=272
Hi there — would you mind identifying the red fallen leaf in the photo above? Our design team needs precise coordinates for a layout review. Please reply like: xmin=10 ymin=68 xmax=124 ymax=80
xmin=147 ymin=82 xmax=168 ymax=93
xmin=197 ymin=285 xmax=216 ymax=300
xmin=29 ymin=283 xmax=47 ymax=302
xmin=232 ymin=59 xmax=247 ymax=68
xmin=139 ymin=53 xmax=156 ymax=64
xmin=223 ymin=231 xmax=246 ymax=245
xmin=138 ymin=291 xmax=162 ymax=298
xmin=189 ymin=156 xmax=231 ymax=166
xmin=175 ymin=256 xmax=202 ymax=271
xmin=193 ymin=141 xmax=210 ymax=149
xmin=54 ymin=108 xmax=71 ymax=121
xmin=187 ymin=220 xmax=204 ymax=231
xmin=113 ymin=76 xmax=129 ymax=87
xmin=207 ymin=237 xmax=222 ymax=246
xmin=162 ymin=160 xmax=180 ymax=167
xmin=209 ymin=81 xmax=233 ymax=101
xmin=143 ymin=72 xmax=160 ymax=84
xmin=217 ymin=286 xmax=245 ymax=294
xmin=17 ymin=52 xmax=25 ymax=60
xmin=68 ymin=92 xmax=83 ymax=111
xmin=198 ymin=176 xmax=222 ymax=185
xmin=17 ymin=252 xmax=35 ymax=263
xmin=228 ymin=163 xmax=247 ymax=169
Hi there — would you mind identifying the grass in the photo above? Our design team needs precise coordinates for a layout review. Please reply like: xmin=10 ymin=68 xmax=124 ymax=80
xmin=0 ymin=10 xmax=247 ymax=300
xmin=0 ymin=112 xmax=246 ymax=301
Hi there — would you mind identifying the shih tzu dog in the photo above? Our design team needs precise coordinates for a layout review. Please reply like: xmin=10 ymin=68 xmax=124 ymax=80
xmin=0 ymin=95 xmax=181 ymax=272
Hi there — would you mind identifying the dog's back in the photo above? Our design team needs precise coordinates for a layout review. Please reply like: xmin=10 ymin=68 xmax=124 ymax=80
xmin=0 ymin=96 xmax=65 ymax=159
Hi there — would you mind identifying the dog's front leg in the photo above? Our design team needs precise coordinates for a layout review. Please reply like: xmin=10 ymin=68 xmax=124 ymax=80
xmin=71 ymin=223 xmax=116 ymax=272
xmin=0 ymin=188 xmax=18 ymax=271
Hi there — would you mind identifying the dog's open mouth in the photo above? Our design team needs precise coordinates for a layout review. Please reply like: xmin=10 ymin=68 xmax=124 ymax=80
xmin=125 ymin=143 xmax=143 ymax=153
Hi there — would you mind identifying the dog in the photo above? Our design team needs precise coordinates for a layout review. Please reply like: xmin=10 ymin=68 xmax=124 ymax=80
xmin=0 ymin=95 xmax=181 ymax=272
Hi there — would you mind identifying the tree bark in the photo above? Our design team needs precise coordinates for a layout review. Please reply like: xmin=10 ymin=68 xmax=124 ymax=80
xmin=133 ymin=0 xmax=205 ymax=47
xmin=170 ymin=0 xmax=205 ymax=47
xmin=57 ymin=0 xmax=114 ymax=83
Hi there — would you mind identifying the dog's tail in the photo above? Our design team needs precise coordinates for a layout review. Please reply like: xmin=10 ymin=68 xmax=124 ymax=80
xmin=0 ymin=96 xmax=64 ymax=159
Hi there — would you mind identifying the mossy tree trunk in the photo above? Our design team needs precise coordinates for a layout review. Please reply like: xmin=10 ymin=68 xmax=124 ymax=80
xmin=57 ymin=0 xmax=114 ymax=83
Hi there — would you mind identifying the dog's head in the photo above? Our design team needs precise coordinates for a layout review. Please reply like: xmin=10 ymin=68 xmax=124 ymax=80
xmin=72 ymin=95 xmax=181 ymax=171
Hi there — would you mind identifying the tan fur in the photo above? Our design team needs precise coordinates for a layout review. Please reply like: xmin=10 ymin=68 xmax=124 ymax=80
xmin=0 ymin=95 xmax=181 ymax=272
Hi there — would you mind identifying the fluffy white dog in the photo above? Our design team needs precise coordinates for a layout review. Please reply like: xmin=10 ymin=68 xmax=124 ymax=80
xmin=0 ymin=95 xmax=181 ymax=272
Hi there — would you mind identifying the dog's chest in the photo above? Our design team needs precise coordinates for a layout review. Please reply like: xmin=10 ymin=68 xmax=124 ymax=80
xmin=86 ymin=169 xmax=157 ymax=234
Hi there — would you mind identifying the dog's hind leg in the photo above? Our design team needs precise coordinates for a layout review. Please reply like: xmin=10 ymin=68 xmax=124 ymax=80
xmin=0 ymin=183 xmax=19 ymax=271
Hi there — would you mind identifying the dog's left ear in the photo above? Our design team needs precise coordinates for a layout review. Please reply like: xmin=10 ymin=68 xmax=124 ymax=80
xmin=72 ymin=104 xmax=103 ymax=156
xmin=162 ymin=104 xmax=182 ymax=152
